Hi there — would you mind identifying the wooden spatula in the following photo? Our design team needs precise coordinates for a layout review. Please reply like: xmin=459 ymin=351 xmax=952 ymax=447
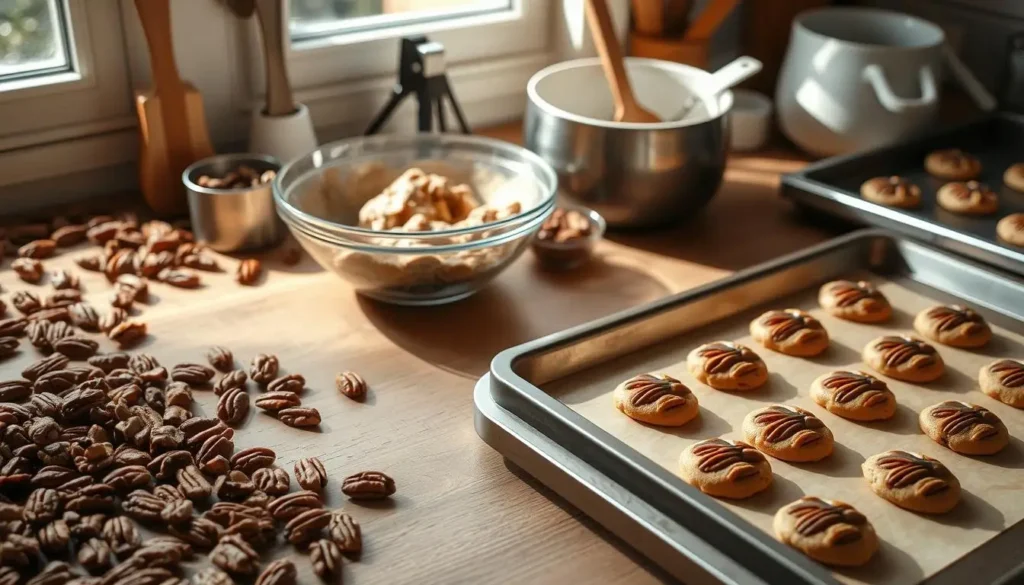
xmin=585 ymin=0 xmax=660 ymax=123
xmin=134 ymin=0 xmax=214 ymax=216
xmin=254 ymin=0 xmax=297 ymax=117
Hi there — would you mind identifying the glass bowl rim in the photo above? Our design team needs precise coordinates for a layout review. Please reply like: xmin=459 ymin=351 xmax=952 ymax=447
xmin=272 ymin=133 xmax=559 ymax=240
xmin=281 ymin=198 xmax=555 ymax=255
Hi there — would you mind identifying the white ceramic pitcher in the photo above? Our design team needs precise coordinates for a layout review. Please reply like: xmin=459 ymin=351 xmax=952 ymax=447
xmin=776 ymin=7 xmax=994 ymax=157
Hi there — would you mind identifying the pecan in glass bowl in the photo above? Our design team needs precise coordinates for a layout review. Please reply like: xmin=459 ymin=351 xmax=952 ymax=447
xmin=273 ymin=134 xmax=557 ymax=305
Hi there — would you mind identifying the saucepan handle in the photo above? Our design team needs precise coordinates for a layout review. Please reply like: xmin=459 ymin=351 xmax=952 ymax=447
xmin=863 ymin=64 xmax=937 ymax=113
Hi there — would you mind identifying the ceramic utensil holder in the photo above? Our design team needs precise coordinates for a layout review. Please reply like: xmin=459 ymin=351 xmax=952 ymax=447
xmin=249 ymin=103 xmax=317 ymax=166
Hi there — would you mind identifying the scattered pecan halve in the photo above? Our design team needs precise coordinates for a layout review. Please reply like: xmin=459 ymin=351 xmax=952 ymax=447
xmin=341 ymin=471 xmax=396 ymax=500
xmin=11 ymin=258 xmax=44 ymax=283
xmin=217 ymin=387 xmax=250 ymax=427
xmin=249 ymin=354 xmax=279 ymax=385
xmin=236 ymin=258 xmax=262 ymax=285
xmin=335 ymin=371 xmax=367 ymax=400
xmin=278 ymin=407 xmax=320 ymax=429
xmin=294 ymin=457 xmax=328 ymax=493
xmin=206 ymin=346 xmax=233 ymax=372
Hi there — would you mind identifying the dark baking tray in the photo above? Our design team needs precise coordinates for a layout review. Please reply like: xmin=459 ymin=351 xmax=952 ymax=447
xmin=482 ymin=230 xmax=1024 ymax=585
xmin=781 ymin=113 xmax=1024 ymax=277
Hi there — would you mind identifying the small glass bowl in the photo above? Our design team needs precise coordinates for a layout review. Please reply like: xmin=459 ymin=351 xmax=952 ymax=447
xmin=273 ymin=134 xmax=558 ymax=305
xmin=531 ymin=206 xmax=606 ymax=270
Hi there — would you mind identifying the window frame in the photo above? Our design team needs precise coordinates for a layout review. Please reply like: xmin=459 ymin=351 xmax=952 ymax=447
xmin=241 ymin=0 xmax=551 ymax=104
xmin=0 ymin=0 xmax=134 ymax=151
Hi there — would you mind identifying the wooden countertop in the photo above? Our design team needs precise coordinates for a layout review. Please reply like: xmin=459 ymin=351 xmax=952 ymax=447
xmin=0 ymin=127 xmax=833 ymax=584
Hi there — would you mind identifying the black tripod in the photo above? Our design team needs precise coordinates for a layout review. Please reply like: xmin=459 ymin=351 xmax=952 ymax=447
xmin=365 ymin=36 xmax=471 ymax=135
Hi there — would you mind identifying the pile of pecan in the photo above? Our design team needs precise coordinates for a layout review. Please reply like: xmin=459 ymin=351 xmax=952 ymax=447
xmin=0 ymin=342 xmax=393 ymax=583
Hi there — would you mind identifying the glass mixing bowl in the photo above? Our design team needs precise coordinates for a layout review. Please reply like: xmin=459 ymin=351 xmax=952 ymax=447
xmin=274 ymin=134 xmax=558 ymax=305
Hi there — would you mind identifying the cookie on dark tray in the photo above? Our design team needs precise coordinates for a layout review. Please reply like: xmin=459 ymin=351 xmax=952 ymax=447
xmin=925 ymin=148 xmax=981 ymax=180
xmin=936 ymin=181 xmax=998 ymax=216
xmin=860 ymin=176 xmax=921 ymax=208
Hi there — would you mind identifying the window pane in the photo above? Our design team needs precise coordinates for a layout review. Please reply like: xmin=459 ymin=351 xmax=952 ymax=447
xmin=0 ymin=0 xmax=70 ymax=80
xmin=290 ymin=0 xmax=513 ymax=42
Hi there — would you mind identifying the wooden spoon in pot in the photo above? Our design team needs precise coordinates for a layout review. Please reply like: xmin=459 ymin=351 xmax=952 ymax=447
xmin=584 ymin=0 xmax=660 ymax=123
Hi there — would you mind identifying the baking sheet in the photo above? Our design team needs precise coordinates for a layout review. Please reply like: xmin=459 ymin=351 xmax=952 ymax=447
xmin=781 ymin=113 xmax=1024 ymax=277
xmin=543 ymin=270 xmax=1024 ymax=585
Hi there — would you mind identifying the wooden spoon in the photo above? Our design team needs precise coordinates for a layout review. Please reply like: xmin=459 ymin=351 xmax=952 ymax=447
xmin=254 ymin=0 xmax=297 ymax=117
xmin=585 ymin=0 xmax=660 ymax=123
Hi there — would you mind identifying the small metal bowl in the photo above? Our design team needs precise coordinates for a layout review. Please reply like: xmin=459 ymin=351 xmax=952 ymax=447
xmin=183 ymin=153 xmax=283 ymax=252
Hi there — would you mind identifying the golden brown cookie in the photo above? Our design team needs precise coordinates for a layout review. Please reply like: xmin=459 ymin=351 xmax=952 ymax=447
xmin=861 ymin=450 xmax=960 ymax=514
xmin=936 ymin=181 xmax=998 ymax=215
xmin=862 ymin=335 xmax=944 ymax=383
xmin=743 ymin=405 xmax=834 ymax=462
xmin=925 ymin=148 xmax=981 ymax=180
xmin=678 ymin=438 xmax=772 ymax=499
xmin=810 ymin=371 xmax=896 ymax=422
xmin=1003 ymin=162 xmax=1024 ymax=192
xmin=997 ymin=213 xmax=1024 ymax=247
xmin=919 ymin=401 xmax=1009 ymax=455
xmin=686 ymin=341 xmax=768 ymax=391
xmin=773 ymin=496 xmax=878 ymax=567
xmin=913 ymin=304 xmax=991 ymax=348
xmin=612 ymin=373 xmax=699 ymax=427
xmin=817 ymin=280 xmax=892 ymax=323
xmin=860 ymin=176 xmax=921 ymax=208
xmin=749 ymin=309 xmax=829 ymax=357
xmin=979 ymin=359 xmax=1024 ymax=408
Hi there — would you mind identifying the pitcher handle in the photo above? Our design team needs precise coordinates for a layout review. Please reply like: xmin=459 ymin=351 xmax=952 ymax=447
xmin=863 ymin=64 xmax=937 ymax=113
xmin=943 ymin=45 xmax=997 ymax=112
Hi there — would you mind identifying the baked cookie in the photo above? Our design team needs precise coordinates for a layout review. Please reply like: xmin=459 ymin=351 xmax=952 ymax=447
xmin=862 ymin=335 xmax=944 ymax=383
xmin=750 ymin=309 xmax=829 ymax=357
xmin=860 ymin=176 xmax=921 ymax=208
xmin=773 ymin=496 xmax=878 ymax=567
xmin=743 ymin=405 xmax=834 ymax=462
xmin=919 ymin=401 xmax=1009 ymax=455
xmin=817 ymin=280 xmax=892 ymax=323
xmin=979 ymin=359 xmax=1024 ymax=408
xmin=936 ymin=181 xmax=998 ymax=216
xmin=678 ymin=438 xmax=772 ymax=499
xmin=1003 ymin=162 xmax=1024 ymax=192
xmin=810 ymin=371 xmax=896 ymax=422
xmin=925 ymin=148 xmax=981 ymax=180
xmin=997 ymin=213 xmax=1024 ymax=247
xmin=612 ymin=373 xmax=699 ymax=427
xmin=861 ymin=450 xmax=961 ymax=514
xmin=913 ymin=304 xmax=991 ymax=348
xmin=686 ymin=341 xmax=768 ymax=391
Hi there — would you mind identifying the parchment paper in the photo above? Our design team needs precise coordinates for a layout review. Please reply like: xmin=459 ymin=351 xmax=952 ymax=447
xmin=545 ymin=272 xmax=1024 ymax=585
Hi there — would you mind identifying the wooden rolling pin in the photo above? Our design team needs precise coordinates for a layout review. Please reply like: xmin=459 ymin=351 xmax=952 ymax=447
xmin=134 ymin=0 xmax=214 ymax=216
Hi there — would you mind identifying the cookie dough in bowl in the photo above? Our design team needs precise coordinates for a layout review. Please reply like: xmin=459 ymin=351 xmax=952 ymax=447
xmin=274 ymin=134 xmax=558 ymax=305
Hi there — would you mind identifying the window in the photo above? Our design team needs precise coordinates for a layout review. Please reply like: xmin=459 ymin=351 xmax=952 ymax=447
xmin=289 ymin=0 xmax=512 ymax=44
xmin=0 ymin=0 xmax=72 ymax=85
xmin=0 ymin=0 xmax=132 ymax=186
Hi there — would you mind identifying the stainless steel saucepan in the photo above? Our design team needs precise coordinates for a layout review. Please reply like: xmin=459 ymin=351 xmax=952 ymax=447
xmin=525 ymin=57 xmax=759 ymax=228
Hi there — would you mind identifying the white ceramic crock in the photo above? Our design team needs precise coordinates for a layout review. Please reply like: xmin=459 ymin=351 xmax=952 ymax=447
xmin=776 ymin=7 xmax=947 ymax=157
